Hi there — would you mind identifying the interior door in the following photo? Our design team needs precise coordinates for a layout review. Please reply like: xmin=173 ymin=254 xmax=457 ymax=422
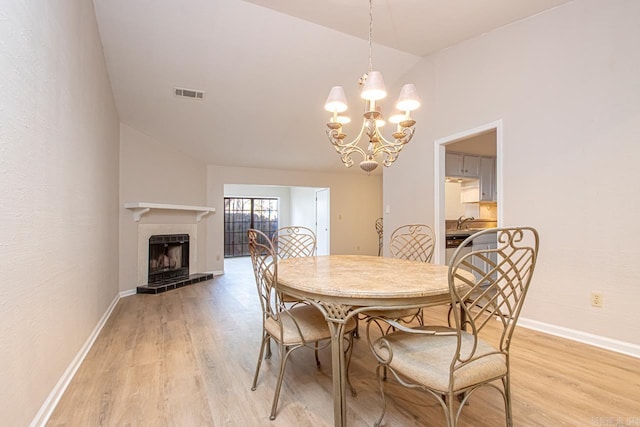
xmin=315 ymin=189 xmax=330 ymax=255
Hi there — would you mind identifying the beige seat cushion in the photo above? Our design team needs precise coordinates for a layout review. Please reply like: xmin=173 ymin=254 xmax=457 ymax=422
xmin=374 ymin=326 xmax=507 ymax=392
xmin=266 ymin=305 xmax=356 ymax=345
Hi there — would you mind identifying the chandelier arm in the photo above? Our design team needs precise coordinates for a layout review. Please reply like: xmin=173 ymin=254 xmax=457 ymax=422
xmin=371 ymin=127 xmax=416 ymax=167
xmin=326 ymin=125 xmax=368 ymax=168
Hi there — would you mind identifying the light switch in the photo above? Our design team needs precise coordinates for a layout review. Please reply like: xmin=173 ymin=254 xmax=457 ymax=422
xmin=385 ymin=205 xmax=391 ymax=214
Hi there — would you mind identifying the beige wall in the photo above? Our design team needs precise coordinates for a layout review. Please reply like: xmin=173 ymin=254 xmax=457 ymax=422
xmin=207 ymin=166 xmax=382 ymax=272
xmin=385 ymin=0 xmax=640 ymax=345
xmin=0 ymin=2 xmax=120 ymax=425
xmin=119 ymin=124 xmax=208 ymax=292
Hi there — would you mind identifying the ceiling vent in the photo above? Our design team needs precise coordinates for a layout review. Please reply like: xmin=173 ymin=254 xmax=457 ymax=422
xmin=174 ymin=87 xmax=205 ymax=100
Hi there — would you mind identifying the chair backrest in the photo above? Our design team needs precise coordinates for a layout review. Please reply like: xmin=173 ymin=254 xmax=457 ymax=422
xmin=272 ymin=226 xmax=317 ymax=260
xmin=248 ymin=228 xmax=280 ymax=320
xmin=389 ymin=224 xmax=436 ymax=263
xmin=375 ymin=218 xmax=383 ymax=256
xmin=448 ymin=227 xmax=539 ymax=361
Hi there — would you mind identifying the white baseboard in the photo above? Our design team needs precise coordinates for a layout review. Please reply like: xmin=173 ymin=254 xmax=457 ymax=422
xmin=518 ymin=317 xmax=640 ymax=359
xmin=30 ymin=293 xmax=121 ymax=427
xmin=120 ymin=288 xmax=137 ymax=298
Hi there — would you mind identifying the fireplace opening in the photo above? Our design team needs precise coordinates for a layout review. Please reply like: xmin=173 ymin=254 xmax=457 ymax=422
xmin=148 ymin=234 xmax=189 ymax=285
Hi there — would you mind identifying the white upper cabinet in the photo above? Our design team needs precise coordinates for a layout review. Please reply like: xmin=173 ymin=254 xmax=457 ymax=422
xmin=451 ymin=154 xmax=497 ymax=203
xmin=445 ymin=153 xmax=481 ymax=178
xmin=479 ymin=157 xmax=495 ymax=202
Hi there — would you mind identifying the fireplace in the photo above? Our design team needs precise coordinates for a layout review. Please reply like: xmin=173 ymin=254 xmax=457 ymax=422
xmin=148 ymin=234 xmax=189 ymax=285
xmin=136 ymin=224 xmax=213 ymax=294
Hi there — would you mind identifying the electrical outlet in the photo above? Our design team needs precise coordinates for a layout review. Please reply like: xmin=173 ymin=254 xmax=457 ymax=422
xmin=591 ymin=292 xmax=603 ymax=308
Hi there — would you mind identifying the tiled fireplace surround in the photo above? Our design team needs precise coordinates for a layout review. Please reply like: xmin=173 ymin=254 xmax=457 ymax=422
xmin=135 ymin=223 xmax=212 ymax=294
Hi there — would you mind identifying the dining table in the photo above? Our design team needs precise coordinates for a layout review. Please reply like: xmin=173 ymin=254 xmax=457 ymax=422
xmin=277 ymin=254 xmax=471 ymax=427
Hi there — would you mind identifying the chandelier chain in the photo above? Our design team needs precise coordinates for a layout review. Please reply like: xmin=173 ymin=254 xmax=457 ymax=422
xmin=368 ymin=0 xmax=373 ymax=73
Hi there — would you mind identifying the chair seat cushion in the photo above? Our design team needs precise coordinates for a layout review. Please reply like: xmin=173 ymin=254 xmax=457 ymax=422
xmin=266 ymin=304 xmax=356 ymax=345
xmin=374 ymin=326 xmax=507 ymax=392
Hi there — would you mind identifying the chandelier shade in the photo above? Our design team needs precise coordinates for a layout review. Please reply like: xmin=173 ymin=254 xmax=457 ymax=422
xmin=396 ymin=84 xmax=421 ymax=111
xmin=360 ymin=71 xmax=387 ymax=101
xmin=324 ymin=86 xmax=348 ymax=113
xmin=323 ymin=0 xmax=420 ymax=174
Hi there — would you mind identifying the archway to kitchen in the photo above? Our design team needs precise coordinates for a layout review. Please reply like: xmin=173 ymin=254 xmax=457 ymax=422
xmin=433 ymin=120 xmax=503 ymax=264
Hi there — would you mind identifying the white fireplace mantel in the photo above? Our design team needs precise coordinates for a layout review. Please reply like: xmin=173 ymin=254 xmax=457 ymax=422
xmin=124 ymin=202 xmax=216 ymax=222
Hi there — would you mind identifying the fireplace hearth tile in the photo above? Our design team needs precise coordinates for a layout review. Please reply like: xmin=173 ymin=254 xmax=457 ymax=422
xmin=136 ymin=273 xmax=214 ymax=294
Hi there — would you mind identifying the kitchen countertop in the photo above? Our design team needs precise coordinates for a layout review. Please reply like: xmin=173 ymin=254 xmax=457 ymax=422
xmin=446 ymin=228 xmax=485 ymax=236
xmin=446 ymin=229 xmax=498 ymax=248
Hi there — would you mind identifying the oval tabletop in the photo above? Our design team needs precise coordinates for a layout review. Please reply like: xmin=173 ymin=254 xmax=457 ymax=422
xmin=277 ymin=255 xmax=463 ymax=307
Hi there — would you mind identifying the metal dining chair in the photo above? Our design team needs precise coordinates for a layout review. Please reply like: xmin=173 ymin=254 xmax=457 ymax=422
xmin=375 ymin=217 xmax=383 ymax=256
xmin=272 ymin=226 xmax=316 ymax=309
xmin=367 ymin=227 xmax=539 ymax=427
xmin=248 ymin=229 xmax=356 ymax=420
xmin=389 ymin=223 xmax=436 ymax=263
xmin=383 ymin=224 xmax=436 ymax=325
xmin=357 ymin=224 xmax=436 ymax=340
xmin=270 ymin=226 xmax=319 ymax=356
xmin=272 ymin=225 xmax=317 ymax=259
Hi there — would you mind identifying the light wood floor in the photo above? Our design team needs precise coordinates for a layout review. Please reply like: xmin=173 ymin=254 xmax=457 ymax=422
xmin=48 ymin=257 xmax=640 ymax=426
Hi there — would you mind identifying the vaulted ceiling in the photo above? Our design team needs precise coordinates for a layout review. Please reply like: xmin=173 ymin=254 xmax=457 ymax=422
xmin=93 ymin=0 xmax=572 ymax=173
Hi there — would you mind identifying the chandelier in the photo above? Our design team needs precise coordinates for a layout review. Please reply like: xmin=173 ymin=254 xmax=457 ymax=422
xmin=324 ymin=0 xmax=420 ymax=174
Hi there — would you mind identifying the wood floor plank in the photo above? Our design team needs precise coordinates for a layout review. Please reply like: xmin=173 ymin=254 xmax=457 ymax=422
xmin=47 ymin=257 xmax=640 ymax=426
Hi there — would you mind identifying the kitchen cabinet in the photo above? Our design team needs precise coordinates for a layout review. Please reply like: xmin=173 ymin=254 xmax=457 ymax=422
xmin=471 ymin=231 xmax=498 ymax=282
xmin=457 ymin=156 xmax=496 ymax=203
xmin=479 ymin=157 xmax=495 ymax=202
xmin=445 ymin=153 xmax=480 ymax=178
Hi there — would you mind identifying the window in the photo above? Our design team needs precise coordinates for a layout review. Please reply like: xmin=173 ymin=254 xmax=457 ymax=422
xmin=224 ymin=197 xmax=278 ymax=257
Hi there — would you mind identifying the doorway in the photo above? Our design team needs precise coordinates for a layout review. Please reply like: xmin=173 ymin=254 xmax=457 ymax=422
xmin=434 ymin=121 xmax=503 ymax=264
xmin=222 ymin=184 xmax=330 ymax=258
xmin=315 ymin=188 xmax=330 ymax=255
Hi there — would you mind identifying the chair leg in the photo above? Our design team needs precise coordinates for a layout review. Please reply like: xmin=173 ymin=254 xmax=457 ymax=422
xmin=265 ymin=336 xmax=272 ymax=360
xmin=345 ymin=333 xmax=357 ymax=397
xmin=314 ymin=341 xmax=321 ymax=369
xmin=503 ymin=376 xmax=513 ymax=427
xmin=446 ymin=392 xmax=456 ymax=427
xmin=269 ymin=342 xmax=294 ymax=421
xmin=373 ymin=365 xmax=387 ymax=427
xmin=251 ymin=332 xmax=269 ymax=391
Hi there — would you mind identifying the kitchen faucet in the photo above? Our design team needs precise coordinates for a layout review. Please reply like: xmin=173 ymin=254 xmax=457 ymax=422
xmin=456 ymin=216 xmax=475 ymax=230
